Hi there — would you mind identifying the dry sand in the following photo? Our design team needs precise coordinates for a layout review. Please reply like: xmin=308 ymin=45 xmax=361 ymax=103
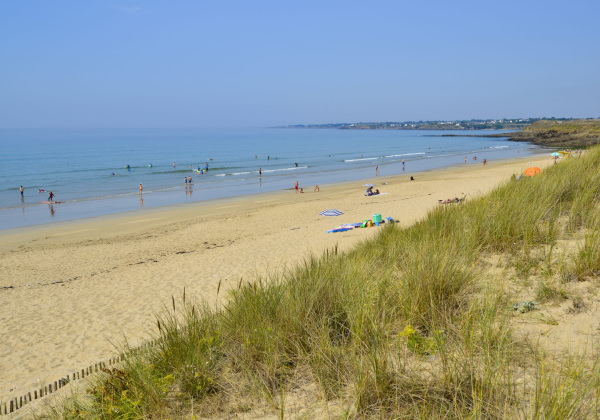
xmin=0 ymin=155 xmax=552 ymax=405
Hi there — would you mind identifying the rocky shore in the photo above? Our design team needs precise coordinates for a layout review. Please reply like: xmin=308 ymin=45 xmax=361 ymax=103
xmin=444 ymin=119 xmax=600 ymax=149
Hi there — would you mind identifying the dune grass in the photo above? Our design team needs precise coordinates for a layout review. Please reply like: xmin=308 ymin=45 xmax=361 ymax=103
xmin=44 ymin=148 xmax=600 ymax=418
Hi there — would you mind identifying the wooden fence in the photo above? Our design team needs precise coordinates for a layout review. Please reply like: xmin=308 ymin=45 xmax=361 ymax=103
xmin=0 ymin=339 xmax=157 ymax=416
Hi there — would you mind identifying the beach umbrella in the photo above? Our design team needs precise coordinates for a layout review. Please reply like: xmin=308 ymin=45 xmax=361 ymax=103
xmin=524 ymin=166 xmax=542 ymax=177
xmin=319 ymin=209 xmax=344 ymax=217
xmin=363 ymin=183 xmax=375 ymax=187
xmin=551 ymin=152 xmax=561 ymax=157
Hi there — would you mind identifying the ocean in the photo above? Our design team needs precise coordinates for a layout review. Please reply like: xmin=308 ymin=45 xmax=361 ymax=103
xmin=0 ymin=127 xmax=543 ymax=230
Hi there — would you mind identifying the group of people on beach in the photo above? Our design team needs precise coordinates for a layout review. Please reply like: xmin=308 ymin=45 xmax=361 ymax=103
xmin=365 ymin=186 xmax=380 ymax=196
xmin=20 ymin=185 xmax=57 ymax=202
xmin=294 ymin=181 xmax=320 ymax=194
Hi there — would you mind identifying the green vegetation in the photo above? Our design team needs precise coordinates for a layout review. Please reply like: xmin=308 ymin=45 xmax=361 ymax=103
xmin=44 ymin=148 xmax=600 ymax=418
xmin=506 ymin=119 xmax=600 ymax=148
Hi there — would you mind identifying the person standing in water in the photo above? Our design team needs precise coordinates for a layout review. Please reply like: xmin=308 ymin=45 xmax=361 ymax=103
xmin=259 ymin=168 xmax=262 ymax=176
xmin=139 ymin=183 xmax=143 ymax=193
xmin=48 ymin=191 xmax=55 ymax=202
xmin=295 ymin=181 xmax=299 ymax=193
xmin=20 ymin=185 xmax=24 ymax=198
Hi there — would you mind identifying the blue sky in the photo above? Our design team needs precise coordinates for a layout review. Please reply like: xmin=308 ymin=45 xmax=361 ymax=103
xmin=0 ymin=0 xmax=598 ymax=128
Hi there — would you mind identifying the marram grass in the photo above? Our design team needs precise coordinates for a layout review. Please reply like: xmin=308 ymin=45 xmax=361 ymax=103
xmin=44 ymin=147 xmax=600 ymax=418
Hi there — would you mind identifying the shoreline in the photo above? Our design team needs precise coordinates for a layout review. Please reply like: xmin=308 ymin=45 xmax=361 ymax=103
xmin=0 ymin=130 xmax=541 ymax=232
xmin=0 ymin=153 xmax=553 ymax=404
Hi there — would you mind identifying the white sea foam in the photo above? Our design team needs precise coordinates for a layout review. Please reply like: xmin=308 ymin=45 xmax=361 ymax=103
xmin=384 ymin=152 xmax=426 ymax=158
xmin=263 ymin=166 xmax=307 ymax=172
xmin=344 ymin=157 xmax=379 ymax=162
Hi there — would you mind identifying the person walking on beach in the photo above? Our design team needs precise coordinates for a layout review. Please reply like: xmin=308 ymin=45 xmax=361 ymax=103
xmin=20 ymin=185 xmax=24 ymax=198
xmin=295 ymin=181 xmax=299 ymax=193
xmin=48 ymin=191 xmax=55 ymax=202
xmin=376 ymin=165 xmax=379 ymax=176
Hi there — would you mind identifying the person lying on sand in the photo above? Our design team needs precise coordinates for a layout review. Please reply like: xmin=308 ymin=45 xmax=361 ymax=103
xmin=438 ymin=197 xmax=461 ymax=204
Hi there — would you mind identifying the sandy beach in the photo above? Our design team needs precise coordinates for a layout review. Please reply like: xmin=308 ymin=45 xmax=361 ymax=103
xmin=0 ymin=155 xmax=552 ymax=406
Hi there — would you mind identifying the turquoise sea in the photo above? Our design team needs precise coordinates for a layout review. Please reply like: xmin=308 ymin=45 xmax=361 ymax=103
xmin=0 ymin=128 xmax=544 ymax=230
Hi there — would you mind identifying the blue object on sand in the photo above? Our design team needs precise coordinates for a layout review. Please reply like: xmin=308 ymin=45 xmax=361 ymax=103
xmin=327 ymin=227 xmax=353 ymax=233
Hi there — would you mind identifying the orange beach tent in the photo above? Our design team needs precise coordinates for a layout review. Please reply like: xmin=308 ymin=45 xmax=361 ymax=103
xmin=524 ymin=166 xmax=542 ymax=177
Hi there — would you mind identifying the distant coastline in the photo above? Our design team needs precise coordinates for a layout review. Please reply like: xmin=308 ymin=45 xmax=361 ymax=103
xmin=440 ymin=119 xmax=600 ymax=149
xmin=278 ymin=117 xmax=553 ymax=131
xmin=280 ymin=118 xmax=600 ymax=149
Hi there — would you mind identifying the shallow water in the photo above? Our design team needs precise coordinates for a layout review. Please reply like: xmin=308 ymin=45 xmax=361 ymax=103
xmin=0 ymin=127 xmax=542 ymax=229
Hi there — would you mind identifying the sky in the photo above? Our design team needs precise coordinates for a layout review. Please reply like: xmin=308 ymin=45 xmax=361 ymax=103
xmin=0 ymin=0 xmax=599 ymax=128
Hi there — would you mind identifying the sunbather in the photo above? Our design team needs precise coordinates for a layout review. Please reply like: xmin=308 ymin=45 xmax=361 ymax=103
xmin=438 ymin=197 xmax=461 ymax=204
xmin=365 ymin=187 xmax=381 ymax=196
